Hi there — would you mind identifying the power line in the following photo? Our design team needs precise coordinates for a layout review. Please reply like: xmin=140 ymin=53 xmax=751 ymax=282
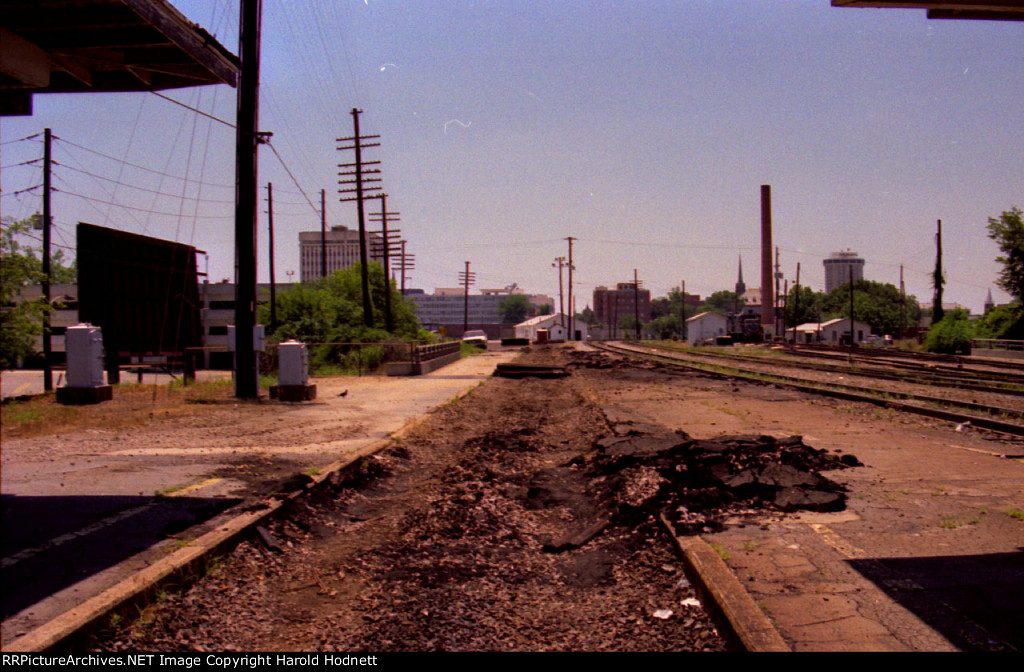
xmin=53 ymin=162 xmax=235 ymax=203
xmin=54 ymin=136 xmax=234 ymax=189
xmin=53 ymin=188 xmax=234 ymax=219
xmin=0 ymin=133 xmax=41 ymax=146
xmin=150 ymin=91 xmax=235 ymax=129
xmin=266 ymin=140 xmax=321 ymax=218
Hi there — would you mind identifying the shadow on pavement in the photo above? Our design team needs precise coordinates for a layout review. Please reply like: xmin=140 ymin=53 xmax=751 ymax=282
xmin=1 ymin=494 xmax=240 ymax=620
xmin=849 ymin=550 xmax=1024 ymax=651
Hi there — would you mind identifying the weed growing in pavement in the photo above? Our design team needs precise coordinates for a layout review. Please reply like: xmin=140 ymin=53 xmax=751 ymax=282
xmin=939 ymin=515 xmax=960 ymax=529
xmin=305 ymin=468 xmax=321 ymax=477
xmin=710 ymin=542 xmax=730 ymax=561
xmin=1004 ymin=508 xmax=1024 ymax=521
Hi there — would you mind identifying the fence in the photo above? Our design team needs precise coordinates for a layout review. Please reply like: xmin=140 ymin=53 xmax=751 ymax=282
xmin=184 ymin=339 xmax=460 ymax=382
xmin=970 ymin=339 xmax=1024 ymax=360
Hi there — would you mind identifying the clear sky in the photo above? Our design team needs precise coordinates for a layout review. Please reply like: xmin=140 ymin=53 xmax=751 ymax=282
xmin=2 ymin=0 xmax=1021 ymax=315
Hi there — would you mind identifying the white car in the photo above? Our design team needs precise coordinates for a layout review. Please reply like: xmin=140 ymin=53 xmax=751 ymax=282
xmin=461 ymin=330 xmax=488 ymax=348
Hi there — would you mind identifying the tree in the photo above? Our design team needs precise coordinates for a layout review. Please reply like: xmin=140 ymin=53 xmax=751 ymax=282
xmin=783 ymin=285 xmax=821 ymax=328
xmin=1 ymin=216 xmax=77 ymax=369
xmin=986 ymin=206 xmax=1024 ymax=302
xmin=924 ymin=308 xmax=972 ymax=354
xmin=498 ymin=294 xmax=531 ymax=324
xmin=818 ymin=280 xmax=920 ymax=337
xmin=701 ymin=290 xmax=741 ymax=314
xmin=257 ymin=262 xmax=421 ymax=370
xmin=973 ymin=304 xmax=1024 ymax=340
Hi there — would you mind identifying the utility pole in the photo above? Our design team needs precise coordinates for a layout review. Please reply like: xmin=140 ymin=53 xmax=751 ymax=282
xmin=369 ymin=193 xmax=401 ymax=333
xmin=680 ymin=280 xmax=686 ymax=343
xmin=266 ymin=182 xmax=276 ymax=332
xmin=633 ymin=269 xmax=641 ymax=340
xmin=566 ymin=237 xmax=576 ymax=341
xmin=42 ymin=127 xmax=52 ymax=391
xmin=459 ymin=261 xmax=476 ymax=334
xmin=398 ymin=240 xmax=415 ymax=295
xmin=320 ymin=189 xmax=327 ymax=279
xmin=233 ymin=0 xmax=263 ymax=399
xmin=933 ymin=219 xmax=945 ymax=324
xmin=774 ymin=246 xmax=781 ymax=340
xmin=792 ymin=262 xmax=801 ymax=342
xmin=338 ymin=109 xmax=382 ymax=327
xmin=900 ymin=264 xmax=906 ymax=339
xmin=552 ymin=256 xmax=566 ymax=328
xmin=849 ymin=265 xmax=855 ymax=350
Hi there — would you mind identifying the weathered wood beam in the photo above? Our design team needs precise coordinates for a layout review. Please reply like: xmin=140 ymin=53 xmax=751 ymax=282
xmin=0 ymin=26 xmax=50 ymax=88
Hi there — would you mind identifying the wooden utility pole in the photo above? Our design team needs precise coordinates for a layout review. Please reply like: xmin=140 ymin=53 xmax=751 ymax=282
xmin=320 ymin=189 xmax=327 ymax=279
xmin=266 ymin=182 xmax=276 ymax=332
xmin=338 ymin=109 xmax=382 ymax=327
xmin=933 ymin=219 xmax=944 ymax=324
xmin=399 ymin=240 xmax=415 ymax=294
xmin=552 ymin=256 xmax=566 ymax=328
xmin=791 ymin=262 xmax=801 ymax=342
xmin=233 ymin=0 xmax=263 ymax=399
xmin=900 ymin=264 xmax=906 ymax=338
xmin=633 ymin=269 xmax=641 ymax=340
xmin=566 ymin=237 xmax=576 ymax=340
xmin=849 ymin=265 xmax=855 ymax=349
xmin=369 ymin=193 xmax=401 ymax=333
xmin=42 ymin=127 xmax=53 ymax=391
xmin=680 ymin=280 xmax=686 ymax=343
xmin=459 ymin=261 xmax=476 ymax=334
xmin=774 ymin=246 xmax=781 ymax=339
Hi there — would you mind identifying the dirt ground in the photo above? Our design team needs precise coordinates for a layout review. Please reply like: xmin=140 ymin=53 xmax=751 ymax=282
xmin=18 ymin=343 xmax=1022 ymax=651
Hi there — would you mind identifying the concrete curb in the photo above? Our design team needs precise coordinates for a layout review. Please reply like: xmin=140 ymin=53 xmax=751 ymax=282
xmin=662 ymin=514 xmax=790 ymax=652
xmin=3 ymin=389 xmax=463 ymax=652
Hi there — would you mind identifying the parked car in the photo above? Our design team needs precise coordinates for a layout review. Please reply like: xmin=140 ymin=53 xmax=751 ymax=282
xmin=461 ymin=330 xmax=488 ymax=349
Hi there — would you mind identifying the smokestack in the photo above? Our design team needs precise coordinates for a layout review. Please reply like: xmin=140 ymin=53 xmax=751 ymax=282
xmin=761 ymin=185 xmax=773 ymax=330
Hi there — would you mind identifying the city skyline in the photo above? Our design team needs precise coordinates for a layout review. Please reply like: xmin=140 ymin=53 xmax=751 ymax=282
xmin=2 ymin=1 xmax=1021 ymax=314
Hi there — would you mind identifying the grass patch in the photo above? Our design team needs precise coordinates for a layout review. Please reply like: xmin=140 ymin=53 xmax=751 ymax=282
xmin=2 ymin=378 xmax=234 ymax=439
xmin=1004 ymin=508 xmax=1024 ymax=521
xmin=939 ymin=515 xmax=960 ymax=529
xmin=710 ymin=542 xmax=730 ymax=561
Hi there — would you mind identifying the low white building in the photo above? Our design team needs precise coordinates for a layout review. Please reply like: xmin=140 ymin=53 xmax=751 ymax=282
xmin=793 ymin=318 xmax=873 ymax=345
xmin=514 ymin=314 xmax=586 ymax=342
xmin=686 ymin=311 xmax=728 ymax=344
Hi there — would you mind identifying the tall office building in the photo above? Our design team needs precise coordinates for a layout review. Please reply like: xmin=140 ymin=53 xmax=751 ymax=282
xmin=823 ymin=250 xmax=865 ymax=293
xmin=298 ymin=226 xmax=382 ymax=283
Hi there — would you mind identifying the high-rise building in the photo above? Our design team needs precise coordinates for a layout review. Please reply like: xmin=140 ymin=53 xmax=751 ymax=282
xmin=593 ymin=282 xmax=651 ymax=329
xmin=823 ymin=250 xmax=865 ymax=293
xmin=298 ymin=225 xmax=383 ymax=282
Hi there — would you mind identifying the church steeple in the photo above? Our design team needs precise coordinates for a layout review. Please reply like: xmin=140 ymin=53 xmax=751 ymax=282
xmin=985 ymin=288 xmax=994 ymax=314
xmin=735 ymin=255 xmax=746 ymax=297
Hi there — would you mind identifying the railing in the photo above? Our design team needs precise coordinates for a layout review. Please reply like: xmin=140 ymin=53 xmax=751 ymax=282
xmin=411 ymin=340 xmax=461 ymax=364
xmin=971 ymin=339 xmax=1024 ymax=352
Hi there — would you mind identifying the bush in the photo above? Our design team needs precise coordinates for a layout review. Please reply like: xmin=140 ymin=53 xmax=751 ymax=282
xmin=923 ymin=309 xmax=973 ymax=354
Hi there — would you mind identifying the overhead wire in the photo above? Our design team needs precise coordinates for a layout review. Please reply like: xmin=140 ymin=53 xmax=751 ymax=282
xmin=54 ymin=137 xmax=234 ymax=189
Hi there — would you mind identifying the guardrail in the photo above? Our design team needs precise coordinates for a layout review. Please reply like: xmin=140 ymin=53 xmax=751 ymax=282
xmin=971 ymin=339 xmax=1024 ymax=352
xmin=411 ymin=340 xmax=461 ymax=364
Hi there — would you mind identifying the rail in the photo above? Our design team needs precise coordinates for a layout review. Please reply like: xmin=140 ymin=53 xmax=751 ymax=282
xmin=411 ymin=340 xmax=461 ymax=364
xmin=972 ymin=339 xmax=1024 ymax=352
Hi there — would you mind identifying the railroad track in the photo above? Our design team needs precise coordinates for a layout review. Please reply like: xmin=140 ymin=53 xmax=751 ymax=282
xmin=785 ymin=343 xmax=1024 ymax=382
xmin=658 ymin=343 xmax=1024 ymax=398
xmin=590 ymin=341 xmax=1024 ymax=438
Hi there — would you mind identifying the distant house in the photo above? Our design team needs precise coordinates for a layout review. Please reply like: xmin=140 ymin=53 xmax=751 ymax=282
xmin=686 ymin=311 xmax=728 ymax=344
xmin=794 ymin=318 xmax=873 ymax=345
xmin=514 ymin=314 xmax=586 ymax=342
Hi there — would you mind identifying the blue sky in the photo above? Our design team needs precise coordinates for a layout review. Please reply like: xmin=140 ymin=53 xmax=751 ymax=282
xmin=2 ymin=0 xmax=1021 ymax=314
